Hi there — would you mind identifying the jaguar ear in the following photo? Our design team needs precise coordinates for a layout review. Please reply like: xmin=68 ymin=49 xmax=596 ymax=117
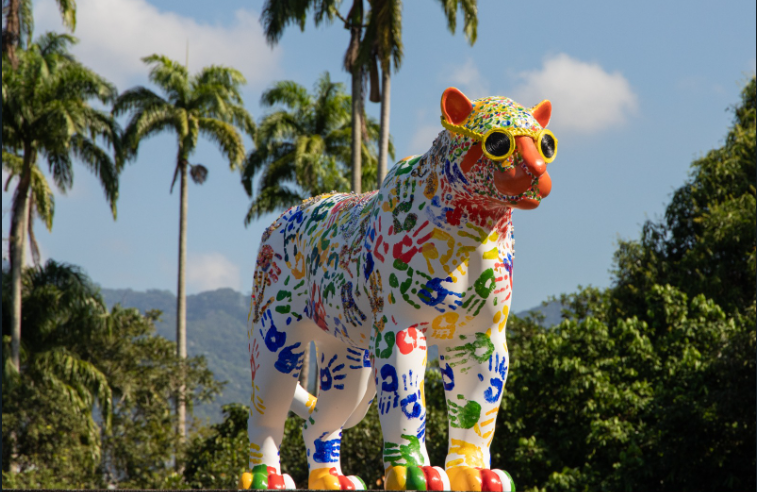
xmin=441 ymin=87 xmax=473 ymax=125
xmin=530 ymin=100 xmax=552 ymax=128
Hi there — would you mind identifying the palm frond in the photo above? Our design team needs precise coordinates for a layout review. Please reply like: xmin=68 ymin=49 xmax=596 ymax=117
xmin=197 ymin=117 xmax=245 ymax=168
xmin=70 ymin=134 xmax=119 ymax=217
xmin=35 ymin=31 xmax=77 ymax=60
xmin=260 ymin=80 xmax=311 ymax=110
xmin=245 ymin=185 xmax=303 ymax=224
xmin=436 ymin=0 xmax=477 ymax=45
xmin=121 ymin=104 xmax=180 ymax=157
xmin=112 ymin=86 xmax=167 ymax=116
xmin=30 ymin=164 xmax=56 ymax=231
xmin=56 ymin=0 xmax=77 ymax=31
xmin=260 ymin=0 xmax=311 ymax=46
xmin=141 ymin=54 xmax=189 ymax=104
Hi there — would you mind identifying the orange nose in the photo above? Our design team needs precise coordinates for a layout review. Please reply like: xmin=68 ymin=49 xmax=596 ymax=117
xmin=515 ymin=136 xmax=546 ymax=177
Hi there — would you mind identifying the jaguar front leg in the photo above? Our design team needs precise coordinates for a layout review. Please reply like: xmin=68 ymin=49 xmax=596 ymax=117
xmin=439 ymin=330 xmax=515 ymax=492
xmin=374 ymin=325 xmax=450 ymax=491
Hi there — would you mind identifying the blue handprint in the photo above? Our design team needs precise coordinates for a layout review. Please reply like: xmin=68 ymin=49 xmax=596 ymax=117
xmin=275 ymin=341 xmax=304 ymax=375
xmin=261 ymin=310 xmax=305 ymax=376
xmin=378 ymin=364 xmax=399 ymax=415
xmin=400 ymin=370 xmax=423 ymax=419
xmin=441 ymin=362 xmax=455 ymax=391
xmin=313 ymin=432 xmax=342 ymax=463
xmin=320 ymin=353 xmax=347 ymax=391
xmin=346 ymin=347 xmax=371 ymax=370
xmin=484 ymin=352 xmax=508 ymax=403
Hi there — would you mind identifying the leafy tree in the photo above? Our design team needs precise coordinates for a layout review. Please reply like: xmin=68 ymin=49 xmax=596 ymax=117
xmin=2 ymin=0 xmax=76 ymax=68
xmin=1 ymin=260 xmax=222 ymax=488
xmin=113 ymin=54 xmax=254 ymax=439
xmin=496 ymin=286 xmax=754 ymax=492
xmin=2 ymin=32 xmax=119 ymax=384
xmin=242 ymin=72 xmax=389 ymax=221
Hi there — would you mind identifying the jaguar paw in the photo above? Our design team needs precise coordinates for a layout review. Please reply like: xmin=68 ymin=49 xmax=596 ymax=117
xmin=238 ymin=464 xmax=296 ymax=490
xmin=446 ymin=467 xmax=515 ymax=492
xmin=309 ymin=467 xmax=366 ymax=490
xmin=384 ymin=465 xmax=449 ymax=491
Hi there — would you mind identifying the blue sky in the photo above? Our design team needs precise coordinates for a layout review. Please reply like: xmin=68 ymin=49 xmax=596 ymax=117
xmin=3 ymin=0 xmax=755 ymax=312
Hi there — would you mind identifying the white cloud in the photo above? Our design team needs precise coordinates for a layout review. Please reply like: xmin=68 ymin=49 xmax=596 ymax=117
xmin=444 ymin=58 xmax=490 ymax=101
xmin=510 ymin=53 xmax=638 ymax=135
xmin=186 ymin=251 xmax=241 ymax=292
xmin=34 ymin=0 xmax=282 ymax=90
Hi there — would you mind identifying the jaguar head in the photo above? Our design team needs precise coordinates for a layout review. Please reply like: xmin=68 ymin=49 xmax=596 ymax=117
xmin=440 ymin=87 xmax=557 ymax=210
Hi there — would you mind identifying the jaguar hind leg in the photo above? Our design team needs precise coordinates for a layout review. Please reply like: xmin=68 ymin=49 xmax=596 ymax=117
xmin=303 ymin=341 xmax=374 ymax=490
xmin=242 ymin=307 xmax=307 ymax=489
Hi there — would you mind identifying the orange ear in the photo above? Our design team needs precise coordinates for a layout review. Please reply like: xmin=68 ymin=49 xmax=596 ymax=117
xmin=441 ymin=87 xmax=473 ymax=125
xmin=530 ymin=100 xmax=552 ymax=128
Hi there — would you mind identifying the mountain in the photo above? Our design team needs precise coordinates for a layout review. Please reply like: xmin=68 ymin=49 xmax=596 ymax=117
xmin=100 ymin=287 xmax=562 ymax=423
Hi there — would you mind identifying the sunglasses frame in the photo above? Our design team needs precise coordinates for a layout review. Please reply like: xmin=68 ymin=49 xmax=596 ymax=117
xmin=441 ymin=116 xmax=558 ymax=164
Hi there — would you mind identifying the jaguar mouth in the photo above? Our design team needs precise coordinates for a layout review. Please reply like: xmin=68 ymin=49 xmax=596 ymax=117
xmin=492 ymin=136 xmax=552 ymax=209
xmin=493 ymin=165 xmax=552 ymax=209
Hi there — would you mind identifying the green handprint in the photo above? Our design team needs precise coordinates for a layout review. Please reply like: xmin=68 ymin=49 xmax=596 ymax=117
xmin=383 ymin=434 xmax=425 ymax=468
xmin=445 ymin=332 xmax=495 ymax=373
xmin=447 ymin=398 xmax=482 ymax=429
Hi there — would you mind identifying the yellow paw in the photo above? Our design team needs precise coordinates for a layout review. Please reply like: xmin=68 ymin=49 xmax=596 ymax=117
xmin=309 ymin=467 xmax=365 ymax=490
xmin=238 ymin=464 xmax=295 ymax=489
xmin=384 ymin=465 xmax=449 ymax=491
xmin=446 ymin=466 xmax=515 ymax=492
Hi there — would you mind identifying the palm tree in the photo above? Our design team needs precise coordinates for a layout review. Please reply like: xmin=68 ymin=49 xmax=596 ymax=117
xmin=113 ymin=55 xmax=253 ymax=440
xmin=361 ymin=0 xmax=478 ymax=184
xmin=2 ymin=0 xmax=76 ymax=68
xmin=2 ymin=32 xmax=120 ymax=379
xmin=261 ymin=0 xmax=367 ymax=194
xmin=242 ymin=72 xmax=390 ymax=222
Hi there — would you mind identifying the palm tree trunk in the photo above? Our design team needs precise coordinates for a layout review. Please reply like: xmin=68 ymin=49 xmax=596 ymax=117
xmin=8 ymin=144 xmax=33 ymax=473
xmin=3 ymin=0 xmax=21 ymax=69
xmin=377 ymin=67 xmax=391 ymax=185
xmin=346 ymin=0 xmax=364 ymax=194
xmin=176 ymin=159 xmax=188 ymax=451
xmin=351 ymin=63 xmax=363 ymax=194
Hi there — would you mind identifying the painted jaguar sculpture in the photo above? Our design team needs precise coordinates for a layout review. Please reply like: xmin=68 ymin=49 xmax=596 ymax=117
xmin=239 ymin=87 xmax=557 ymax=491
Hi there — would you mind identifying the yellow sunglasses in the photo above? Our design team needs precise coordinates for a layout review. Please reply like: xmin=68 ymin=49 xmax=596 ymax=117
xmin=440 ymin=117 xmax=558 ymax=163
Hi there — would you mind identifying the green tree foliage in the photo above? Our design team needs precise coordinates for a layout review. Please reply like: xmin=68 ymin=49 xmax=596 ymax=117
xmin=497 ymin=286 xmax=754 ymax=491
xmin=2 ymin=261 xmax=222 ymax=488
xmin=242 ymin=72 xmax=390 ymax=222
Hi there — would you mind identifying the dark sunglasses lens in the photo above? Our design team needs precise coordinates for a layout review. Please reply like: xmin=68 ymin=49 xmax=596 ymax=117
xmin=540 ymin=133 xmax=556 ymax=159
xmin=484 ymin=132 xmax=511 ymax=158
